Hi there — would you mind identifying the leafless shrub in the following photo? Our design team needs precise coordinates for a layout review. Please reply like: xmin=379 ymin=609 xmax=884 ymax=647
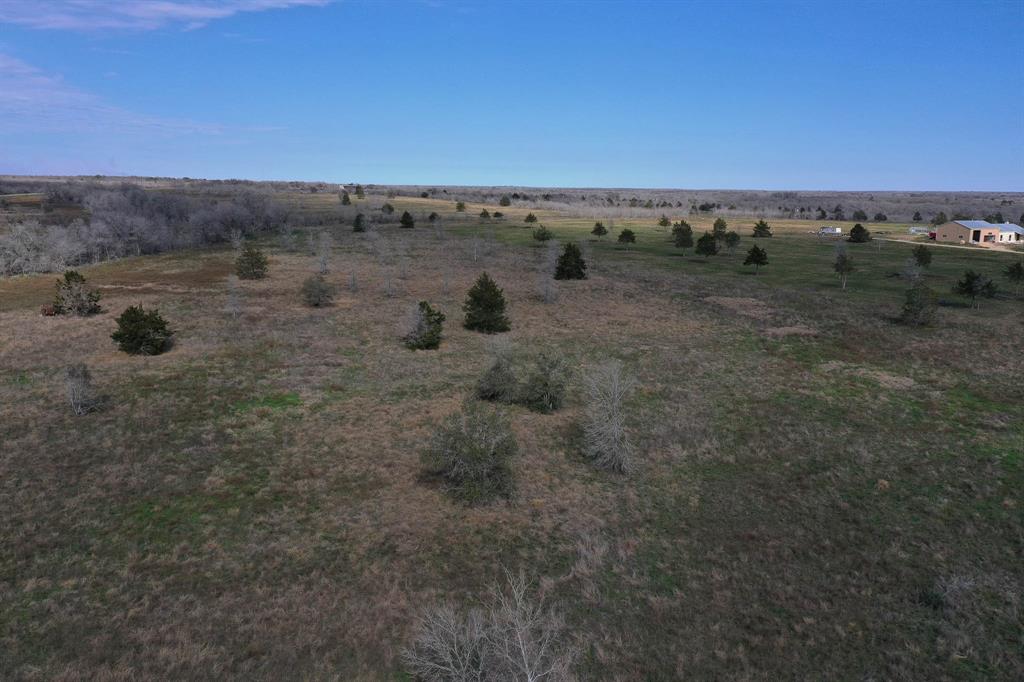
xmin=403 ymin=570 xmax=575 ymax=682
xmin=229 ymin=228 xmax=244 ymax=251
xmin=535 ymin=241 xmax=560 ymax=304
xmin=475 ymin=338 xmax=517 ymax=404
xmin=224 ymin=275 xmax=242 ymax=319
xmin=64 ymin=364 xmax=100 ymax=415
xmin=581 ymin=361 xmax=637 ymax=473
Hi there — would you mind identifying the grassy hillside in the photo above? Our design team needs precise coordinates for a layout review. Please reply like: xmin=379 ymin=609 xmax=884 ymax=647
xmin=1 ymin=192 xmax=1021 ymax=680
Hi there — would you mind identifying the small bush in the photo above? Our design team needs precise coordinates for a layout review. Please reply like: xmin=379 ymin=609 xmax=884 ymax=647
xmin=524 ymin=213 xmax=538 ymax=223
xmin=913 ymin=244 xmax=932 ymax=268
xmin=617 ymin=228 xmax=636 ymax=244
xmin=493 ymin=211 xmax=504 ymax=219
xmin=476 ymin=354 xmax=518 ymax=404
xmin=382 ymin=202 xmax=395 ymax=214
xmin=428 ymin=211 xmax=439 ymax=222
xmin=463 ymin=272 xmax=510 ymax=333
xmin=518 ymin=353 xmax=568 ymax=414
xmin=554 ymin=242 xmax=587 ymax=280
xmin=421 ymin=401 xmax=517 ymax=504
xmin=954 ymin=270 xmax=997 ymax=307
xmin=499 ymin=194 xmax=511 ymax=206
xmin=658 ymin=214 xmax=671 ymax=227
xmin=53 ymin=270 xmax=101 ymax=316
xmin=301 ymin=274 xmax=335 ymax=307
xmin=480 ymin=209 xmax=491 ymax=219
xmin=111 ymin=305 xmax=173 ymax=355
xmin=235 ymin=245 xmax=269 ymax=279
xmin=900 ymin=281 xmax=938 ymax=326
xmin=400 ymin=211 xmax=415 ymax=228
xmin=65 ymin=363 xmax=101 ymax=415
xmin=582 ymin=361 xmax=636 ymax=473
xmin=532 ymin=226 xmax=554 ymax=242
xmin=591 ymin=221 xmax=607 ymax=238
xmin=456 ymin=201 xmax=466 ymax=212
xmin=402 ymin=301 xmax=446 ymax=350
xmin=353 ymin=213 xmax=366 ymax=232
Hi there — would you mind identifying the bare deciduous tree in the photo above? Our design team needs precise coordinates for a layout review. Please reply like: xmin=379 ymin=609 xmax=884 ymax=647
xmin=581 ymin=361 xmax=637 ymax=473
xmin=64 ymin=364 xmax=100 ymax=415
xmin=403 ymin=570 xmax=576 ymax=682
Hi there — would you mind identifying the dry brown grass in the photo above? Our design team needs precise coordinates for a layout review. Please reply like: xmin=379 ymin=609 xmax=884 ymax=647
xmin=2 ymin=213 xmax=1022 ymax=680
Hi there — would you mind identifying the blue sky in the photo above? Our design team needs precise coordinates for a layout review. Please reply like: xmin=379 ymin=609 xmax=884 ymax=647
xmin=0 ymin=0 xmax=1021 ymax=190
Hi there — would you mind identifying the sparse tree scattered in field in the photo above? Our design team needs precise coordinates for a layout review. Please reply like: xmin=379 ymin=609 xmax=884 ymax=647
xmin=340 ymin=191 xmax=351 ymax=206
xmin=591 ymin=221 xmax=607 ymax=239
xmin=931 ymin=211 xmax=948 ymax=226
xmin=428 ymin=211 xmax=440 ymax=223
xmin=353 ymin=213 xmax=366 ymax=232
xmin=53 ymin=270 xmax=101 ymax=316
xmin=658 ymin=214 xmax=671 ymax=227
xmin=524 ymin=213 xmax=538 ymax=223
xmin=816 ymin=207 xmax=827 ymax=220
xmin=493 ymin=211 xmax=504 ymax=219
xmin=464 ymin=272 xmax=510 ymax=333
xmin=724 ymin=230 xmax=741 ymax=253
xmin=752 ymin=219 xmax=773 ymax=238
xmin=833 ymin=246 xmax=855 ymax=290
xmin=401 ymin=301 xmax=446 ymax=350
xmin=65 ymin=363 xmax=101 ymax=415
xmin=456 ymin=201 xmax=466 ymax=212
xmin=355 ymin=184 xmax=365 ymax=199
xmin=480 ymin=208 xmax=491 ymax=219
xmin=420 ymin=400 xmax=518 ymax=504
xmin=582 ymin=360 xmax=637 ymax=473
xmin=848 ymin=223 xmax=872 ymax=243
xmin=382 ymin=202 xmax=395 ymax=215
xmin=402 ymin=570 xmax=574 ymax=682
xmin=913 ymin=244 xmax=933 ymax=269
xmin=954 ymin=270 xmax=997 ymax=308
xmin=499 ymin=194 xmax=511 ymax=206
xmin=852 ymin=210 xmax=868 ymax=221
xmin=301 ymin=274 xmax=335 ymax=307
xmin=532 ymin=226 xmax=553 ymax=242
xmin=712 ymin=217 xmax=728 ymax=242
xmin=874 ymin=212 xmax=888 ymax=222
xmin=111 ymin=305 xmax=173 ymax=355
xmin=913 ymin=211 xmax=923 ymax=222
xmin=672 ymin=221 xmax=693 ymax=250
xmin=617 ymin=228 xmax=636 ymax=244
xmin=400 ymin=211 xmax=415 ymax=229
xmin=900 ymin=281 xmax=938 ymax=326
xmin=695 ymin=232 xmax=718 ymax=258
xmin=1004 ymin=260 xmax=1024 ymax=296
xmin=554 ymin=242 xmax=587 ymax=280
xmin=743 ymin=245 xmax=768 ymax=273
xmin=235 ymin=245 xmax=268 ymax=279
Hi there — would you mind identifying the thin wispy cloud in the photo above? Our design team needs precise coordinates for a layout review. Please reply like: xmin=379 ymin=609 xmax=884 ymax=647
xmin=0 ymin=1 xmax=329 ymax=32
xmin=0 ymin=52 xmax=222 ymax=135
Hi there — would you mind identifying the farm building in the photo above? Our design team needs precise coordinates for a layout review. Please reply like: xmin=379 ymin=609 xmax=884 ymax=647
xmin=934 ymin=219 xmax=1024 ymax=246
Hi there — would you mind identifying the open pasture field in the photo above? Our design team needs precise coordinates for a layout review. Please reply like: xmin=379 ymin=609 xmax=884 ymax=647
xmin=1 ymin=190 xmax=1022 ymax=680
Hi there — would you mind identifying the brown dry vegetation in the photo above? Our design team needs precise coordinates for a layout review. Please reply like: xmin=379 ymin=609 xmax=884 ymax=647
xmin=1 ymin=194 xmax=1022 ymax=680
